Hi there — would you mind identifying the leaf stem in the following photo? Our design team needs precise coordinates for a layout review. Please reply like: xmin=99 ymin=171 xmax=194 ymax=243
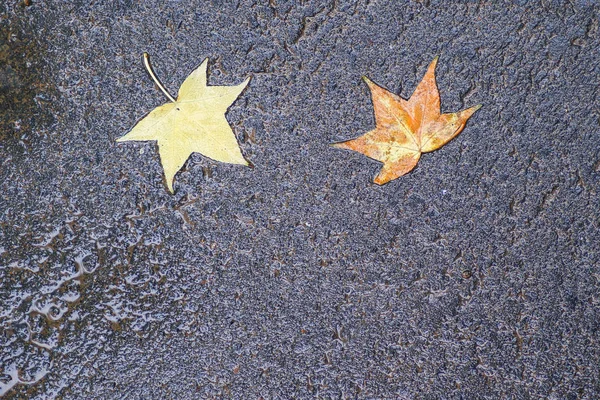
xmin=143 ymin=53 xmax=176 ymax=103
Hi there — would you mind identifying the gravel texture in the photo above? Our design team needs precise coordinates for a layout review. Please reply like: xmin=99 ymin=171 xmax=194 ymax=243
xmin=1 ymin=0 xmax=599 ymax=398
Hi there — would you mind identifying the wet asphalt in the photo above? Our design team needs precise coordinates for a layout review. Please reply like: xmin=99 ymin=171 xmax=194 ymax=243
xmin=1 ymin=0 xmax=599 ymax=398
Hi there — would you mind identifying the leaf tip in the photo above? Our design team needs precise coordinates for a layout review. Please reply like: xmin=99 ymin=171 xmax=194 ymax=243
xmin=241 ymin=75 xmax=252 ymax=88
xmin=474 ymin=104 xmax=483 ymax=110
xmin=373 ymin=176 xmax=388 ymax=185
xmin=197 ymin=58 xmax=209 ymax=76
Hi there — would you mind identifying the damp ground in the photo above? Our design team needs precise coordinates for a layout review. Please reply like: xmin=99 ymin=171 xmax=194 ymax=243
xmin=1 ymin=1 xmax=599 ymax=398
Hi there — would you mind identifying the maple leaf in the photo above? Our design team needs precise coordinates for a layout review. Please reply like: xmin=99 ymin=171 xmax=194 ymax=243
xmin=333 ymin=57 xmax=481 ymax=185
xmin=117 ymin=53 xmax=250 ymax=193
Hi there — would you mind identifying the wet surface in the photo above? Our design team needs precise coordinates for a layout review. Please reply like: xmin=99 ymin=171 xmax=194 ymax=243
xmin=0 ymin=4 xmax=58 ymax=162
xmin=1 ymin=1 xmax=600 ymax=398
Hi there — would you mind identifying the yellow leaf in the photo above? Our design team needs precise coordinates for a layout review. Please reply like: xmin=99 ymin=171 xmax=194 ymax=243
xmin=117 ymin=53 xmax=250 ymax=193
xmin=333 ymin=57 xmax=481 ymax=185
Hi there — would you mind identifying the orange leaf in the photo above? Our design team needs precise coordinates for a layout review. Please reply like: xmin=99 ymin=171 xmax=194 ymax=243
xmin=333 ymin=57 xmax=481 ymax=185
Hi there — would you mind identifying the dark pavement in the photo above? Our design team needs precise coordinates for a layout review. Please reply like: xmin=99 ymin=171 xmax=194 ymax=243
xmin=1 ymin=1 xmax=599 ymax=398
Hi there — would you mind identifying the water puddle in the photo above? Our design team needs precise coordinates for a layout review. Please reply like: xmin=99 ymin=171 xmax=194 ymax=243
xmin=1 ymin=5 xmax=62 ymax=396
